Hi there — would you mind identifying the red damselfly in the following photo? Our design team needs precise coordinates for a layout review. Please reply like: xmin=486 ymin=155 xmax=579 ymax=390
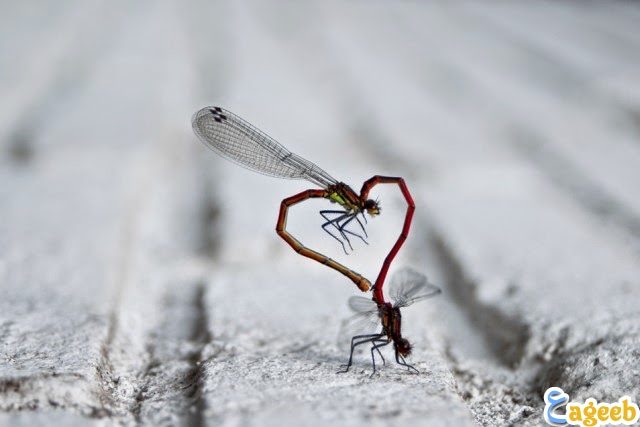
xmin=338 ymin=268 xmax=441 ymax=375
xmin=192 ymin=106 xmax=414 ymax=293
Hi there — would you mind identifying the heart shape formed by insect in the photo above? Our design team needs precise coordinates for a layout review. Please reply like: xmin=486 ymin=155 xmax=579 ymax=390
xmin=276 ymin=175 xmax=415 ymax=300
xmin=192 ymin=106 xmax=414 ymax=298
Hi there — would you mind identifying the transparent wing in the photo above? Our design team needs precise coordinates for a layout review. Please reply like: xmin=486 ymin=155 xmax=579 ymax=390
xmin=337 ymin=296 xmax=382 ymax=351
xmin=348 ymin=295 xmax=377 ymax=313
xmin=389 ymin=267 xmax=442 ymax=308
xmin=192 ymin=107 xmax=338 ymax=188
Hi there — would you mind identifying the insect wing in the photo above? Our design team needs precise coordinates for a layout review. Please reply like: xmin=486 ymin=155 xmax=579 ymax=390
xmin=348 ymin=295 xmax=378 ymax=314
xmin=389 ymin=267 xmax=441 ymax=308
xmin=337 ymin=296 xmax=381 ymax=351
xmin=192 ymin=107 xmax=337 ymax=188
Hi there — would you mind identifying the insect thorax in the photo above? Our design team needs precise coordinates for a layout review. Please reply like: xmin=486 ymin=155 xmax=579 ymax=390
xmin=326 ymin=183 xmax=361 ymax=212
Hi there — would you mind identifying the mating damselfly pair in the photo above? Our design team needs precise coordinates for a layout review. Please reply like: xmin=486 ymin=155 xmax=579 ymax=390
xmin=192 ymin=106 xmax=440 ymax=374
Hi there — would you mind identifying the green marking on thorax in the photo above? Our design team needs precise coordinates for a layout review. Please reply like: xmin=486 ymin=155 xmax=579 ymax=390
xmin=329 ymin=192 xmax=347 ymax=205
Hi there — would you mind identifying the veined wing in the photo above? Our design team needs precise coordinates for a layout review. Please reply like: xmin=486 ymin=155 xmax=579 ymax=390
xmin=192 ymin=107 xmax=338 ymax=188
xmin=348 ymin=295 xmax=378 ymax=314
xmin=337 ymin=296 xmax=381 ymax=351
xmin=389 ymin=267 xmax=442 ymax=308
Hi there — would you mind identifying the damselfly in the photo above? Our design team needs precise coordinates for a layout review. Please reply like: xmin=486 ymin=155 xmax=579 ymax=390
xmin=339 ymin=268 xmax=441 ymax=375
xmin=192 ymin=107 xmax=414 ymax=293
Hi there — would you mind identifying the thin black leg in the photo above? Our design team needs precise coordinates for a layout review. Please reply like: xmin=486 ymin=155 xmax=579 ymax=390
xmin=320 ymin=210 xmax=356 ymax=251
xmin=356 ymin=212 xmax=368 ymax=236
xmin=370 ymin=339 xmax=391 ymax=376
xmin=375 ymin=345 xmax=386 ymax=366
xmin=337 ymin=333 xmax=384 ymax=373
xmin=395 ymin=351 xmax=419 ymax=374
xmin=338 ymin=214 xmax=369 ymax=246
xmin=320 ymin=210 xmax=353 ymax=253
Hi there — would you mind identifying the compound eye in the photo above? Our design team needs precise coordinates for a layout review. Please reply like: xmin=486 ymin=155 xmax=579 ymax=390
xmin=364 ymin=199 xmax=380 ymax=215
xmin=396 ymin=338 xmax=412 ymax=356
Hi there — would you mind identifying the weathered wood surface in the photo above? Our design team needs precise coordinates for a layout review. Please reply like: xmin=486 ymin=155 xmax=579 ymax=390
xmin=1 ymin=1 xmax=639 ymax=426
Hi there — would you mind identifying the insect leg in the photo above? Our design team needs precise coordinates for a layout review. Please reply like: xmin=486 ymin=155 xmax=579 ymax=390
xmin=277 ymin=190 xmax=371 ymax=292
xmin=395 ymin=351 xmax=419 ymax=374
xmin=338 ymin=213 xmax=368 ymax=246
xmin=320 ymin=210 xmax=353 ymax=253
xmin=370 ymin=339 xmax=391 ymax=376
xmin=337 ymin=333 xmax=384 ymax=373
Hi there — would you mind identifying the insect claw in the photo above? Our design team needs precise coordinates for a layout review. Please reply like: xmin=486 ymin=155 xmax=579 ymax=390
xmin=337 ymin=365 xmax=350 ymax=374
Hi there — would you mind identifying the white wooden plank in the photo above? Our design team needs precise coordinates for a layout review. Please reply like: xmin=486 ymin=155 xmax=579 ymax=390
xmin=0 ymin=0 xmax=205 ymax=422
xmin=0 ymin=411 xmax=101 ymax=427
xmin=0 ymin=0 xmax=131 ymax=149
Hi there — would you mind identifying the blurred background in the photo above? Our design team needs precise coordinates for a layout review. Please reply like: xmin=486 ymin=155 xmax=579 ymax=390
xmin=1 ymin=1 xmax=640 ymax=425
